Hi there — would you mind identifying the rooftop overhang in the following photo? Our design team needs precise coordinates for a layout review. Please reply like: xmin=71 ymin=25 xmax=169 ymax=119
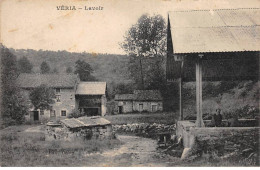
xmin=166 ymin=8 xmax=260 ymax=82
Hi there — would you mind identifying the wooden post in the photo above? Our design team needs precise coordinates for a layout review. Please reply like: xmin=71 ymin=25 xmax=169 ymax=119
xmin=195 ymin=54 xmax=205 ymax=127
xmin=179 ymin=60 xmax=184 ymax=120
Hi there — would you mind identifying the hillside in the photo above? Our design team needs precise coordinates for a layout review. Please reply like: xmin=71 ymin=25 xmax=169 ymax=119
xmin=10 ymin=49 xmax=132 ymax=85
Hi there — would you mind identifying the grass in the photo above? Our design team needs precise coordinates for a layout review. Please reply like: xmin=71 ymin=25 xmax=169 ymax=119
xmin=0 ymin=125 xmax=123 ymax=167
xmin=105 ymin=112 xmax=177 ymax=125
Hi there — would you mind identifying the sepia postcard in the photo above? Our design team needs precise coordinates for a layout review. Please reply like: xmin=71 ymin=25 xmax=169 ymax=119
xmin=0 ymin=0 xmax=259 ymax=167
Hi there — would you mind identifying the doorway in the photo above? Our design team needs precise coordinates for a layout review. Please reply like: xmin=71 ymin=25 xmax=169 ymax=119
xmin=118 ymin=106 xmax=123 ymax=114
xmin=33 ymin=111 xmax=39 ymax=121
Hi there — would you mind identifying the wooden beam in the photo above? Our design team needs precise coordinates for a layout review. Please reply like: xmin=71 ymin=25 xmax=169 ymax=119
xmin=195 ymin=54 xmax=205 ymax=127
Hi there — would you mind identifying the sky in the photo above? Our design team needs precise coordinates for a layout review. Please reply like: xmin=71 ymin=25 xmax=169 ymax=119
xmin=1 ymin=0 xmax=259 ymax=54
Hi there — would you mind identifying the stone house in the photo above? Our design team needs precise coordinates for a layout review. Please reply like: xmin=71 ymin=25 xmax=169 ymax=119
xmin=17 ymin=73 xmax=107 ymax=122
xmin=114 ymin=90 xmax=163 ymax=114
xmin=45 ymin=116 xmax=114 ymax=141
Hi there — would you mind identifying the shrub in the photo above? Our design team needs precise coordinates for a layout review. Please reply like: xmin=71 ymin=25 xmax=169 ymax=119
xmin=68 ymin=109 xmax=84 ymax=118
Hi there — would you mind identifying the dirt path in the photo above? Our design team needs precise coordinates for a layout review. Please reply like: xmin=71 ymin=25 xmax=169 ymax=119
xmin=84 ymin=135 xmax=181 ymax=167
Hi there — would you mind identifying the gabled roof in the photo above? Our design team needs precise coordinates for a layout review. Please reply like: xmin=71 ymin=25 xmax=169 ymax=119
xmin=75 ymin=82 xmax=106 ymax=95
xmin=17 ymin=73 xmax=78 ymax=88
xmin=168 ymin=8 xmax=260 ymax=54
xmin=60 ymin=116 xmax=111 ymax=128
xmin=115 ymin=90 xmax=163 ymax=101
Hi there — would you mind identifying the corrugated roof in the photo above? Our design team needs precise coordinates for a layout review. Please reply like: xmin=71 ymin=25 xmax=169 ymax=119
xmin=115 ymin=90 xmax=163 ymax=101
xmin=75 ymin=82 xmax=106 ymax=95
xmin=60 ymin=116 xmax=111 ymax=128
xmin=17 ymin=73 xmax=78 ymax=88
xmin=168 ymin=8 xmax=260 ymax=53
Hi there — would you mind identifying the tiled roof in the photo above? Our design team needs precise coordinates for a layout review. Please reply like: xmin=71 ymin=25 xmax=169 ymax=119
xmin=114 ymin=94 xmax=135 ymax=101
xmin=60 ymin=116 xmax=111 ymax=128
xmin=76 ymin=82 xmax=106 ymax=95
xmin=168 ymin=8 xmax=260 ymax=53
xmin=134 ymin=90 xmax=163 ymax=101
xmin=17 ymin=73 xmax=78 ymax=88
xmin=115 ymin=90 xmax=163 ymax=101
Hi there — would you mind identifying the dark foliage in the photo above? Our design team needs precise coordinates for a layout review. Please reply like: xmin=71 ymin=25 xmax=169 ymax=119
xmin=66 ymin=66 xmax=73 ymax=74
xmin=74 ymin=60 xmax=96 ymax=81
xmin=17 ymin=56 xmax=33 ymax=73
xmin=40 ymin=61 xmax=51 ymax=74
xmin=29 ymin=84 xmax=55 ymax=110
xmin=1 ymin=46 xmax=28 ymax=127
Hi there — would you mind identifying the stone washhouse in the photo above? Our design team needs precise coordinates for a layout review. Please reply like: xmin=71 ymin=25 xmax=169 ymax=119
xmin=45 ymin=116 xmax=114 ymax=141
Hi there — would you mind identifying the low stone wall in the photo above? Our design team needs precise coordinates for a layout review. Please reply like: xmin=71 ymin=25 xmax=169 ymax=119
xmin=113 ymin=123 xmax=176 ymax=138
xmin=176 ymin=121 xmax=259 ymax=161
xmin=192 ymin=127 xmax=259 ymax=157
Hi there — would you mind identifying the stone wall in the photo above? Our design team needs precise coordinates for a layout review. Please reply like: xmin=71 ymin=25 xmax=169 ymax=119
xmin=52 ymin=88 xmax=76 ymax=119
xmin=23 ymin=88 xmax=76 ymax=122
xmin=113 ymin=123 xmax=175 ymax=138
xmin=176 ymin=121 xmax=259 ymax=161
xmin=45 ymin=124 xmax=114 ymax=141
xmin=132 ymin=101 xmax=163 ymax=112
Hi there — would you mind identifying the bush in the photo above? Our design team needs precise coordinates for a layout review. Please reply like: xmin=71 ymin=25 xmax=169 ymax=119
xmin=68 ymin=109 xmax=84 ymax=118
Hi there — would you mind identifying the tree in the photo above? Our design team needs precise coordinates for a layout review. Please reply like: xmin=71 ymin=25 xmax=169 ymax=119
xmin=17 ymin=56 xmax=33 ymax=73
xmin=40 ymin=61 xmax=50 ymax=74
xmin=1 ymin=46 xmax=28 ymax=126
xmin=29 ymin=84 xmax=55 ymax=110
xmin=121 ymin=14 xmax=167 ymax=89
xmin=66 ymin=66 xmax=73 ymax=74
xmin=74 ymin=60 xmax=96 ymax=81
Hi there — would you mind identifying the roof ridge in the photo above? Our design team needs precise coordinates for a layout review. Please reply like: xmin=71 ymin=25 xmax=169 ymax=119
xmin=169 ymin=8 xmax=260 ymax=13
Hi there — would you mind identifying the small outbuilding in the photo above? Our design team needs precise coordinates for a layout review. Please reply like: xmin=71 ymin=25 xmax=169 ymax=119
xmin=45 ymin=116 xmax=114 ymax=141
xmin=115 ymin=90 xmax=163 ymax=114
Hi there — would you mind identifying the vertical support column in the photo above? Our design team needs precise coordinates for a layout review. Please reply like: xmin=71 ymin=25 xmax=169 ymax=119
xmin=179 ymin=60 xmax=184 ymax=120
xmin=195 ymin=54 xmax=205 ymax=127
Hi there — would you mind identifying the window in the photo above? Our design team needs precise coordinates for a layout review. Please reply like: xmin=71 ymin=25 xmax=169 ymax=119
xmin=40 ymin=110 xmax=44 ymax=115
xmin=123 ymin=102 xmax=126 ymax=105
xmin=56 ymin=88 xmax=61 ymax=93
xmin=61 ymin=110 xmax=66 ymax=116
xmin=152 ymin=105 xmax=157 ymax=112
xmin=56 ymin=95 xmax=61 ymax=102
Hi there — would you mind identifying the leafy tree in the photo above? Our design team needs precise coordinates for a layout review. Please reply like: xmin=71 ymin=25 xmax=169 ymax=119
xmin=29 ymin=84 xmax=55 ymax=110
xmin=17 ymin=56 xmax=33 ymax=73
xmin=1 ymin=46 xmax=28 ymax=126
xmin=40 ymin=61 xmax=50 ymax=74
xmin=66 ymin=66 xmax=73 ymax=74
xmin=121 ymin=14 xmax=166 ymax=89
xmin=74 ymin=60 xmax=96 ymax=81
